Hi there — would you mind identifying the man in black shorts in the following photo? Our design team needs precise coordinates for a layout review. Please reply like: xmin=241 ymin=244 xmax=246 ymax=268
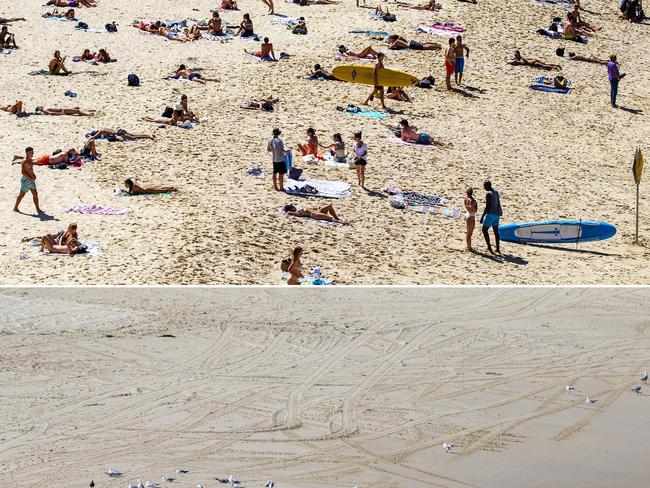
xmin=267 ymin=128 xmax=289 ymax=191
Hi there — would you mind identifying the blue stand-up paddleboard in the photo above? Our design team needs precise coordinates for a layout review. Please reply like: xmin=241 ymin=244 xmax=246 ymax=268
xmin=499 ymin=220 xmax=617 ymax=244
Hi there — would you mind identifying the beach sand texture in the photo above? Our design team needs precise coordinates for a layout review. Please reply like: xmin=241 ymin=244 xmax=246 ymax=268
xmin=1 ymin=0 xmax=649 ymax=284
xmin=1 ymin=287 xmax=650 ymax=487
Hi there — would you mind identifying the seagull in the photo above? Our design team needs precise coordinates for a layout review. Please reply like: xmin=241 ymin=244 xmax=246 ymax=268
xmin=176 ymin=469 xmax=189 ymax=474
xmin=128 ymin=484 xmax=137 ymax=488
xmin=90 ymin=481 xmax=95 ymax=488
xmin=585 ymin=397 xmax=598 ymax=404
xmin=266 ymin=481 xmax=275 ymax=488
xmin=641 ymin=370 xmax=648 ymax=382
xmin=161 ymin=476 xmax=175 ymax=483
xmin=106 ymin=468 xmax=122 ymax=478
xmin=137 ymin=480 xmax=145 ymax=488
xmin=145 ymin=481 xmax=160 ymax=488
xmin=215 ymin=479 xmax=229 ymax=484
xmin=197 ymin=485 xmax=204 ymax=488
xmin=228 ymin=475 xmax=239 ymax=484
xmin=565 ymin=385 xmax=575 ymax=393
xmin=633 ymin=384 xmax=642 ymax=394
xmin=442 ymin=442 xmax=453 ymax=453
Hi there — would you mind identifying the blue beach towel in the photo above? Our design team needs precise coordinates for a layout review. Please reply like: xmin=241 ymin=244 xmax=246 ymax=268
xmin=529 ymin=84 xmax=571 ymax=94
xmin=348 ymin=30 xmax=389 ymax=36
xmin=344 ymin=110 xmax=389 ymax=119
xmin=284 ymin=151 xmax=293 ymax=173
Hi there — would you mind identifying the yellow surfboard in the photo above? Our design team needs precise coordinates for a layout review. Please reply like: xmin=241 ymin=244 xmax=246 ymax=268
xmin=333 ymin=65 xmax=419 ymax=87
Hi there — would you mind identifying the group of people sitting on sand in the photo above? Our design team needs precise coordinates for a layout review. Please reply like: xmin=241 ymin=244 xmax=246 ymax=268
xmin=76 ymin=48 xmax=114 ymax=63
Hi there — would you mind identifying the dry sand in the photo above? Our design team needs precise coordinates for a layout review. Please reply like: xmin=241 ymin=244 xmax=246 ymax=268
xmin=1 ymin=0 xmax=649 ymax=284
xmin=1 ymin=287 xmax=650 ymax=487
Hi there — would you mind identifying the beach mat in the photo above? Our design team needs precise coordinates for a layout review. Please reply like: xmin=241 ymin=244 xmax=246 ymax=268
xmin=285 ymin=178 xmax=351 ymax=198
xmin=529 ymin=84 xmax=571 ymax=94
xmin=67 ymin=204 xmax=128 ymax=215
xmin=409 ymin=205 xmax=462 ymax=218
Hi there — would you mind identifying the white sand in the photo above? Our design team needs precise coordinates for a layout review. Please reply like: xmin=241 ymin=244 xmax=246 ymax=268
xmin=1 ymin=0 xmax=649 ymax=284
xmin=2 ymin=287 xmax=650 ymax=487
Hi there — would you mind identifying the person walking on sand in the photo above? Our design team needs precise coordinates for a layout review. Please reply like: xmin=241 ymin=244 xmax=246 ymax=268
xmin=445 ymin=37 xmax=456 ymax=90
xmin=261 ymin=0 xmax=274 ymax=14
xmin=480 ymin=180 xmax=502 ymax=254
xmin=454 ymin=35 xmax=469 ymax=85
xmin=267 ymin=128 xmax=289 ymax=191
xmin=353 ymin=131 xmax=368 ymax=187
xmin=363 ymin=52 xmax=387 ymax=109
xmin=607 ymin=54 xmax=625 ymax=108
xmin=12 ymin=147 xmax=42 ymax=214
xmin=464 ymin=187 xmax=477 ymax=252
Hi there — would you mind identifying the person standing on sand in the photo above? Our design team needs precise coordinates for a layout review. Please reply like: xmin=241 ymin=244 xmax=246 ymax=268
xmin=363 ymin=52 xmax=387 ymax=109
xmin=607 ymin=54 xmax=625 ymax=108
xmin=480 ymin=180 xmax=502 ymax=254
xmin=12 ymin=147 xmax=42 ymax=214
xmin=445 ymin=38 xmax=456 ymax=90
xmin=261 ymin=0 xmax=275 ymax=14
xmin=267 ymin=128 xmax=289 ymax=191
xmin=454 ymin=35 xmax=470 ymax=85
xmin=352 ymin=131 xmax=368 ymax=188
xmin=464 ymin=188 xmax=477 ymax=252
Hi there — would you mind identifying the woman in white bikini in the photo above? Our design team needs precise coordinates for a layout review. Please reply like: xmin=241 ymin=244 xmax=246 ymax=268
xmin=464 ymin=187 xmax=477 ymax=252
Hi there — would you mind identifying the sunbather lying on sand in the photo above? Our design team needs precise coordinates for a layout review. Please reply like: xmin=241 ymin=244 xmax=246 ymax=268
xmin=1 ymin=101 xmax=23 ymax=114
xmin=309 ymin=64 xmax=337 ymax=79
xmin=337 ymin=45 xmax=378 ymax=58
xmin=87 ymin=128 xmax=154 ymax=141
xmin=35 ymin=106 xmax=96 ymax=116
xmin=31 ymin=148 xmax=79 ymax=166
xmin=173 ymin=64 xmax=219 ymax=84
xmin=507 ymin=50 xmax=561 ymax=71
xmin=45 ymin=8 xmax=76 ymax=19
xmin=0 ymin=17 xmax=26 ymax=24
xmin=0 ymin=26 xmax=18 ymax=48
xmin=556 ymin=47 xmax=608 ymax=65
xmin=399 ymin=119 xmax=448 ymax=146
xmin=283 ymin=203 xmax=350 ymax=225
xmin=23 ymin=223 xmax=78 ymax=246
xmin=395 ymin=0 xmax=440 ymax=10
xmin=386 ymin=86 xmax=410 ymax=101
xmin=143 ymin=110 xmax=185 ymax=126
xmin=220 ymin=0 xmax=239 ymax=9
xmin=159 ymin=26 xmax=190 ymax=42
xmin=245 ymin=37 xmax=276 ymax=60
xmin=124 ymin=179 xmax=177 ymax=195
xmin=296 ymin=0 xmax=340 ymax=4
xmin=40 ymin=236 xmax=85 ymax=255
xmin=387 ymin=34 xmax=441 ymax=51
xmin=48 ymin=50 xmax=70 ymax=74
xmin=240 ymin=96 xmax=279 ymax=111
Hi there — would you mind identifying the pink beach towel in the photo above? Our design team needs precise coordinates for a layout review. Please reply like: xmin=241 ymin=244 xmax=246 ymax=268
xmin=67 ymin=204 xmax=128 ymax=215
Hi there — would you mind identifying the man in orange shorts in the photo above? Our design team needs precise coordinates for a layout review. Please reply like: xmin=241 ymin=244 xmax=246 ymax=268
xmin=445 ymin=37 xmax=456 ymax=90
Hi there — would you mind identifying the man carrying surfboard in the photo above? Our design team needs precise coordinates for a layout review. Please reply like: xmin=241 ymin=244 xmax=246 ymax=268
xmin=480 ymin=180 xmax=503 ymax=254
xmin=363 ymin=52 xmax=387 ymax=109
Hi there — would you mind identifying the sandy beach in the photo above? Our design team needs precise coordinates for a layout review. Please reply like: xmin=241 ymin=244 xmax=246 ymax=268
xmin=1 ymin=0 xmax=649 ymax=284
xmin=1 ymin=287 xmax=650 ymax=487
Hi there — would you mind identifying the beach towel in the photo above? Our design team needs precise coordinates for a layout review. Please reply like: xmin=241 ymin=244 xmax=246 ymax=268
xmin=285 ymin=178 xmax=351 ymax=199
xmin=348 ymin=30 xmax=389 ymax=36
xmin=246 ymin=51 xmax=278 ymax=62
xmin=280 ymin=271 xmax=334 ymax=285
xmin=247 ymin=164 xmax=266 ymax=177
xmin=278 ymin=208 xmax=344 ymax=227
xmin=387 ymin=136 xmax=438 ymax=149
xmin=1 ymin=49 xmax=12 ymax=55
xmin=529 ymin=84 xmax=571 ymax=94
xmin=67 ymin=204 xmax=128 ymax=215
xmin=203 ymin=33 xmax=234 ymax=41
xmin=338 ymin=105 xmax=389 ymax=119
xmin=409 ymin=204 xmax=462 ymax=218
xmin=416 ymin=24 xmax=465 ymax=37
xmin=76 ymin=27 xmax=108 ymax=33
xmin=537 ymin=28 xmax=588 ymax=44
xmin=403 ymin=191 xmax=447 ymax=206
xmin=323 ymin=154 xmax=351 ymax=169
xmin=42 ymin=15 xmax=78 ymax=23
xmin=270 ymin=16 xmax=299 ymax=26
xmin=28 ymin=69 xmax=57 ymax=76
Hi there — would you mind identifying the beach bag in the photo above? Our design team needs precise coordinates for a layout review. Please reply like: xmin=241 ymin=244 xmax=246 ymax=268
xmin=161 ymin=106 xmax=173 ymax=118
xmin=127 ymin=73 xmax=140 ymax=86
xmin=280 ymin=257 xmax=291 ymax=272
xmin=288 ymin=167 xmax=303 ymax=180
xmin=76 ymin=21 xmax=88 ymax=30
xmin=105 ymin=22 xmax=118 ymax=32
xmin=382 ymin=13 xmax=397 ymax=22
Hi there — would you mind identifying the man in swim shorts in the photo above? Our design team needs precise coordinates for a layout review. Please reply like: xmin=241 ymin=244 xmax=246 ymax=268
xmin=267 ymin=128 xmax=289 ymax=191
xmin=480 ymin=180 xmax=503 ymax=254
xmin=445 ymin=38 xmax=455 ymax=90
xmin=13 ymin=147 xmax=42 ymax=214
xmin=454 ymin=35 xmax=470 ymax=85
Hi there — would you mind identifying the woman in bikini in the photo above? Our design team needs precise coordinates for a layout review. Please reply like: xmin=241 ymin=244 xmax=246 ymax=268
xmin=124 ymin=179 xmax=177 ymax=195
xmin=0 ymin=100 xmax=23 ymax=114
xmin=236 ymin=13 xmax=254 ymax=37
xmin=35 ymin=106 xmax=96 ymax=116
xmin=296 ymin=128 xmax=320 ymax=156
xmin=221 ymin=0 xmax=239 ymax=10
xmin=399 ymin=119 xmax=447 ymax=146
xmin=49 ymin=50 xmax=70 ymax=74
xmin=40 ymin=236 xmax=84 ymax=255
xmin=143 ymin=109 xmax=185 ymax=126
xmin=321 ymin=133 xmax=346 ymax=163
xmin=208 ymin=12 xmax=223 ymax=35
xmin=283 ymin=204 xmax=350 ymax=225
xmin=464 ymin=187 xmax=477 ymax=252
xmin=386 ymin=86 xmax=411 ymax=102
xmin=240 ymin=96 xmax=279 ymax=111
xmin=287 ymin=246 xmax=304 ymax=285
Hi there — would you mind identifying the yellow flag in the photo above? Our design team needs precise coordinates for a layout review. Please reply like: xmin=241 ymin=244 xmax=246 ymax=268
xmin=633 ymin=148 xmax=644 ymax=186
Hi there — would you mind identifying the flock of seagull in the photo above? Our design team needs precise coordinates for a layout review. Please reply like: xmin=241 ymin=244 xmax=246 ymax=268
xmin=95 ymin=371 xmax=647 ymax=485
